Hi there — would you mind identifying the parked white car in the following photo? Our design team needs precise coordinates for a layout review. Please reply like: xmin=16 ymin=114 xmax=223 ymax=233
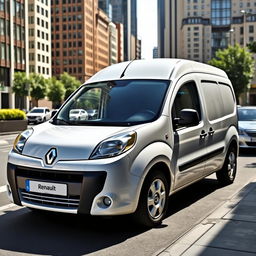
xmin=69 ymin=109 xmax=88 ymax=121
xmin=238 ymin=106 xmax=256 ymax=148
xmin=26 ymin=107 xmax=51 ymax=124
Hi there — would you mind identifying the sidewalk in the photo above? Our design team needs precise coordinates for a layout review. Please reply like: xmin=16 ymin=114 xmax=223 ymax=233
xmin=159 ymin=178 xmax=256 ymax=256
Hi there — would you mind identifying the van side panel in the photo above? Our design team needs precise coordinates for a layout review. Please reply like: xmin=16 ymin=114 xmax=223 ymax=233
xmin=199 ymin=74 xmax=237 ymax=175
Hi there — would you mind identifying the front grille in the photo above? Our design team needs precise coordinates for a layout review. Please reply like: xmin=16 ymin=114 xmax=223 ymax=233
xmin=16 ymin=167 xmax=84 ymax=183
xmin=16 ymin=167 xmax=83 ymax=209
xmin=246 ymin=142 xmax=256 ymax=146
xmin=28 ymin=116 xmax=37 ymax=119
xmin=246 ymin=131 xmax=256 ymax=138
xmin=20 ymin=189 xmax=80 ymax=208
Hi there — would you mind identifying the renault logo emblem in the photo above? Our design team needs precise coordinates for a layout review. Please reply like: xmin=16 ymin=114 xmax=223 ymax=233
xmin=45 ymin=148 xmax=57 ymax=165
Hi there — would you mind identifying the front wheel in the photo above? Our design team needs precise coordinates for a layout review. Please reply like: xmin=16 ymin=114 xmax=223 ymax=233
xmin=216 ymin=146 xmax=237 ymax=185
xmin=133 ymin=171 xmax=169 ymax=227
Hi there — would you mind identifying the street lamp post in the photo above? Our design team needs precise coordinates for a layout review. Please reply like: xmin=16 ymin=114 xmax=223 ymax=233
xmin=229 ymin=28 xmax=234 ymax=46
xmin=241 ymin=10 xmax=251 ymax=105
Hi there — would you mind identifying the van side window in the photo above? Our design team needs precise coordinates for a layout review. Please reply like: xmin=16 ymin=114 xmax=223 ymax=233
xmin=201 ymin=81 xmax=223 ymax=121
xmin=219 ymin=83 xmax=235 ymax=116
xmin=172 ymin=81 xmax=201 ymax=128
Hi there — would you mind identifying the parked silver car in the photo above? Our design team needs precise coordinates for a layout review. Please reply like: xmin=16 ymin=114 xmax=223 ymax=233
xmin=7 ymin=59 xmax=238 ymax=227
xmin=238 ymin=106 xmax=256 ymax=148
xmin=26 ymin=107 xmax=51 ymax=124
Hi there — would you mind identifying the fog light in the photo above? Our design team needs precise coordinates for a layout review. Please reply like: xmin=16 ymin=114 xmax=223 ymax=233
xmin=103 ymin=196 xmax=112 ymax=207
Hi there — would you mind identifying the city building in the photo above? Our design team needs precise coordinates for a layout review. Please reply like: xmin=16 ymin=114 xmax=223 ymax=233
xmin=95 ymin=8 xmax=109 ymax=72
xmin=28 ymin=0 xmax=51 ymax=78
xmin=111 ymin=0 xmax=137 ymax=61
xmin=136 ymin=38 xmax=141 ymax=59
xmin=0 ymin=0 xmax=28 ymax=109
xmin=158 ymin=0 xmax=256 ymax=104
xmin=116 ymin=23 xmax=124 ymax=62
xmin=153 ymin=47 xmax=158 ymax=58
xmin=109 ymin=22 xmax=118 ymax=65
xmin=98 ymin=0 xmax=112 ymax=21
xmin=158 ymin=0 xmax=256 ymax=63
xmin=51 ymin=0 xmax=109 ymax=82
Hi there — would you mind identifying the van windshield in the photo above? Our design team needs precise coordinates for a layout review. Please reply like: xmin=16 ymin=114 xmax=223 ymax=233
xmin=54 ymin=79 xmax=170 ymax=126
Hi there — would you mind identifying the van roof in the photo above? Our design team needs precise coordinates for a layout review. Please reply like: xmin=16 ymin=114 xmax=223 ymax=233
xmin=85 ymin=58 xmax=228 ymax=84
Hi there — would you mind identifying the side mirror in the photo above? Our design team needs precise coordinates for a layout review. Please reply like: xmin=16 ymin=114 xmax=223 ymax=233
xmin=174 ymin=109 xmax=200 ymax=128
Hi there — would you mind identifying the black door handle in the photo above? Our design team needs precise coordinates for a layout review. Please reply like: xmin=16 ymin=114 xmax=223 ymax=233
xmin=200 ymin=130 xmax=208 ymax=139
xmin=208 ymin=127 xmax=215 ymax=136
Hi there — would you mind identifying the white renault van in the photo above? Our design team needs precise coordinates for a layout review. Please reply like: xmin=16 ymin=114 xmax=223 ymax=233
xmin=7 ymin=59 xmax=238 ymax=227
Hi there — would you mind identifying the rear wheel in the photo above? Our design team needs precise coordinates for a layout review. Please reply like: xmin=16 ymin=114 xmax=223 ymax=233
xmin=216 ymin=145 xmax=237 ymax=185
xmin=133 ymin=171 xmax=169 ymax=227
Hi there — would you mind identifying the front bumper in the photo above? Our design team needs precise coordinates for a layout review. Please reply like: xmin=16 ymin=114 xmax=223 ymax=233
xmin=7 ymin=152 xmax=141 ymax=216
xmin=239 ymin=135 xmax=256 ymax=148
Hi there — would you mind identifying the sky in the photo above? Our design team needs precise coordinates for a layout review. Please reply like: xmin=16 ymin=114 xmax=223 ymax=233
xmin=137 ymin=0 xmax=157 ymax=59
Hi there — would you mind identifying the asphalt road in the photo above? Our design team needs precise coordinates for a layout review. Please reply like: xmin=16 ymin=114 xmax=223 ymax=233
xmin=0 ymin=133 xmax=256 ymax=256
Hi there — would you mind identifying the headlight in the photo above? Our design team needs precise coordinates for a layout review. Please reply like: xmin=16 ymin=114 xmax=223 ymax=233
xmin=13 ymin=129 xmax=34 ymax=153
xmin=238 ymin=129 xmax=245 ymax=135
xmin=90 ymin=131 xmax=137 ymax=159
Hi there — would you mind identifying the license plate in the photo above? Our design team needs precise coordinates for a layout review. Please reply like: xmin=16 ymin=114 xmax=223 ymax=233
xmin=25 ymin=180 xmax=67 ymax=196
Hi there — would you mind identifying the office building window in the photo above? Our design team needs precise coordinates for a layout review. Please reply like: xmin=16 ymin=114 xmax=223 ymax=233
xmin=0 ymin=18 xmax=5 ymax=36
xmin=1 ymin=43 xmax=5 ymax=60
xmin=249 ymin=25 xmax=254 ymax=33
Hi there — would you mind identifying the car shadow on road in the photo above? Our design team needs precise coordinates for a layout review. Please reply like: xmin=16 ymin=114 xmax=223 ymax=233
xmin=0 ymin=207 xmax=148 ymax=256
xmin=166 ymin=177 xmax=220 ymax=217
xmin=0 ymin=178 xmax=223 ymax=256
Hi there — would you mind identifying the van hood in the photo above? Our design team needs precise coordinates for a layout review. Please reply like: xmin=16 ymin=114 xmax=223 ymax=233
xmin=22 ymin=122 xmax=133 ymax=162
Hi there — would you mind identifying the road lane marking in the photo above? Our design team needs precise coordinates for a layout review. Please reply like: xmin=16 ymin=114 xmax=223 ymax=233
xmin=0 ymin=140 xmax=8 ymax=146
xmin=0 ymin=203 xmax=15 ymax=212
xmin=0 ymin=185 xmax=7 ymax=193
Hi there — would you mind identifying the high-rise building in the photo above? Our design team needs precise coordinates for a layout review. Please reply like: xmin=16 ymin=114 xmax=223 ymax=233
xmin=28 ymin=0 xmax=51 ymax=78
xmin=109 ymin=22 xmax=118 ymax=65
xmin=158 ymin=0 xmax=256 ymax=104
xmin=0 ymin=0 xmax=28 ymax=109
xmin=158 ymin=0 xmax=256 ymax=63
xmin=51 ymin=0 xmax=109 ymax=82
xmin=111 ymin=0 xmax=137 ymax=61
xmin=116 ymin=23 xmax=124 ymax=63
xmin=136 ymin=38 xmax=141 ymax=59
xmin=153 ymin=47 xmax=158 ymax=58
xmin=99 ymin=0 xmax=112 ymax=21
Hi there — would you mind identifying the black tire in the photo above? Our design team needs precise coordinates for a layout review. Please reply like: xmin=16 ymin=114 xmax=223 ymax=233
xmin=216 ymin=145 xmax=237 ymax=185
xmin=133 ymin=170 xmax=169 ymax=227
xmin=43 ymin=117 xmax=46 ymax=122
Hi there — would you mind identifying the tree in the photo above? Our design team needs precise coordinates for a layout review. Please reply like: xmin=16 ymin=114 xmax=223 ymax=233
xmin=12 ymin=72 xmax=29 ymax=109
xmin=28 ymin=73 xmax=48 ymax=107
xmin=209 ymin=44 xmax=255 ymax=102
xmin=60 ymin=72 xmax=80 ymax=100
xmin=47 ymin=77 xmax=65 ymax=108
xmin=247 ymin=41 xmax=256 ymax=53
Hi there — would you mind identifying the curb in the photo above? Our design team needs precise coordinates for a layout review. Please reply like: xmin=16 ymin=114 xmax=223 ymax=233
xmin=158 ymin=177 xmax=256 ymax=256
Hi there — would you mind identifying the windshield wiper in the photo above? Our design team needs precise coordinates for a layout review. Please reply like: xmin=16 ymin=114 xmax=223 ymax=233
xmin=51 ymin=118 xmax=73 ymax=125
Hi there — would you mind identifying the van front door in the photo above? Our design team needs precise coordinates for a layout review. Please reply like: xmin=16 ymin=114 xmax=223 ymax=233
xmin=171 ymin=78 xmax=208 ymax=189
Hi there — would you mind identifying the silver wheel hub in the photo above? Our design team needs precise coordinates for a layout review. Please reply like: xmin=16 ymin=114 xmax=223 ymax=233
xmin=228 ymin=151 xmax=236 ymax=179
xmin=147 ymin=178 xmax=166 ymax=219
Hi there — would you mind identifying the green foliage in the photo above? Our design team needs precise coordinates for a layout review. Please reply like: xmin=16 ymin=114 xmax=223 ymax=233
xmin=60 ymin=72 xmax=80 ymax=100
xmin=29 ymin=73 xmax=48 ymax=103
xmin=47 ymin=77 xmax=65 ymax=108
xmin=247 ymin=41 xmax=256 ymax=53
xmin=209 ymin=44 xmax=255 ymax=100
xmin=0 ymin=109 xmax=26 ymax=120
xmin=12 ymin=72 xmax=29 ymax=97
